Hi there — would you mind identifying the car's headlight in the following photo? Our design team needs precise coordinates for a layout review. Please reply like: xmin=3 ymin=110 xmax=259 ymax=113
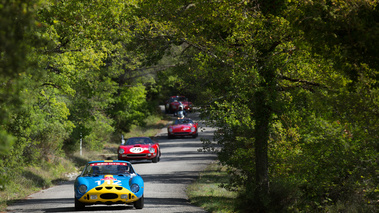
xmin=149 ymin=148 xmax=155 ymax=153
xmin=130 ymin=183 xmax=140 ymax=193
xmin=79 ymin=184 xmax=87 ymax=193
xmin=191 ymin=127 xmax=196 ymax=132
xmin=168 ymin=128 xmax=173 ymax=133
xmin=118 ymin=149 xmax=124 ymax=154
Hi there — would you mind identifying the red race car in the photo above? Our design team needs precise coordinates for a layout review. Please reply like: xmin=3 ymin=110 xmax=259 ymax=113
xmin=165 ymin=96 xmax=193 ymax=113
xmin=167 ymin=118 xmax=198 ymax=139
xmin=118 ymin=137 xmax=161 ymax=163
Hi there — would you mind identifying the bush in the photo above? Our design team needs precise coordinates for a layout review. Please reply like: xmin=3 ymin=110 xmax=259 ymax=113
xmin=235 ymin=178 xmax=301 ymax=213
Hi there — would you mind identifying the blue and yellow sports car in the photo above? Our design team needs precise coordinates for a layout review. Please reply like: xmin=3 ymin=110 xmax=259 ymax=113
xmin=74 ymin=160 xmax=144 ymax=210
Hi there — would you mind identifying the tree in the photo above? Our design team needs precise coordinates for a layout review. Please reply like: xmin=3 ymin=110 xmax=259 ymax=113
xmin=0 ymin=0 xmax=43 ymax=155
xmin=137 ymin=0 xmax=378 ymax=211
xmin=1 ymin=0 xmax=173 ymax=189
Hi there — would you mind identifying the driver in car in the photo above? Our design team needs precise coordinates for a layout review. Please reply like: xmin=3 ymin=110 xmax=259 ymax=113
xmin=117 ymin=165 xmax=129 ymax=175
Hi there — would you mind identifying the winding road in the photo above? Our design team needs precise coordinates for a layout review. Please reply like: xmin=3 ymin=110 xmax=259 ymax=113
xmin=7 ymin=109 xmax=217 ymax=213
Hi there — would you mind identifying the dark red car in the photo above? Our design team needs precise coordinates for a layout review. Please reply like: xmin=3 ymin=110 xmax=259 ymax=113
xmin=167 ymin=118 xmax=198 ymax=139
xmin=165 ymin=96 xmax=193 ymax=113
xmin=118 ymin=137 xmax=161 ymax=163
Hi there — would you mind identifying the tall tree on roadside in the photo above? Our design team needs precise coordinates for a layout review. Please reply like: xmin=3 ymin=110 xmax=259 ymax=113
xmin=137 ymin=0 xmax=378 ymax=211
xmin=35 ymin=0 xmax=159 ymax=151
xmin=0 ymin=0 xmax=43 ymax=154
xmin=136 ymin=0 xmax=294 ymax=210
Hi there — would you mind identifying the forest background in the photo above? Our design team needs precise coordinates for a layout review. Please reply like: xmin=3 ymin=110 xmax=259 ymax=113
xmin=0 ymin=0 xmax=378 ymax=212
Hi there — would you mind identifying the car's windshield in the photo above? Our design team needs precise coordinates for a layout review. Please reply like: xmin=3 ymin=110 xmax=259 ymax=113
xmin=82 ymin=162 xmax=134 ymax=176
xmin=174 ymin=119 xmax=193 ymax=125
xmin=122 ymin=137 xmax=152 ymax=145
xmin=177 ymin=97 xmax=187 ymax=102
xmin=170 ymin=96 xmax=187 ymax=102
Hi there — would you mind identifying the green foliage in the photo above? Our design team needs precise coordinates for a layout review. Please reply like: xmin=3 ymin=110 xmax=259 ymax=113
xmin=83 ymin=112 xmax=114 ymax=151
xmin=138 ymin=0 xmax=379 ymax=211
xmin=0 ymin=0 xmax=43 ymax=155
xmin=293 ymin=115 xmax=378 ymax=210
xmin=235 ymin=177 xmax=302 ymax=213
xmin=111 ymin=84 xmax=149 ymax=133
xmin=1 ymin=0 xmax=168 ymax=193
xmin=0 ymin=0 xmax=378 ymax=212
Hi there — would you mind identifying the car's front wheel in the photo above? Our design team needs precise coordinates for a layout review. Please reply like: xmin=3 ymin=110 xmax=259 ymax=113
xmin=134 ymin=195 xmax=144 ymax=209
xmin=74 ymin=198 xmax=85 ymax=210
xmin=152 ymin=151 xmax=159 ymax=163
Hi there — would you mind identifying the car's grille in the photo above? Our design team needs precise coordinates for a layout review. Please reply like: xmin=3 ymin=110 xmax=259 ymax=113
xmin=89 ymin=192 xmax=135 ymax=202
xmin=174 ymin=132 xmax=190 ymax=135
xmin=100 ymin=193 xmax=118 ymax=199
xmin=127 ymin=154 xmax=147 ymax=157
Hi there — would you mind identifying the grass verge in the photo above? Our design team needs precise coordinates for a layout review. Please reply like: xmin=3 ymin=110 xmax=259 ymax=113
xmin=187 ymin=161 xmax=237 ymax=213
xmin=0 ymin=157 xmax=77 ymax=211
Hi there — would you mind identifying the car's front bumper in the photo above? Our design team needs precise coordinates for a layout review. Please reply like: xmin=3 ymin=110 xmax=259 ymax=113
xmin=169 ymin=131 xmax=197 ymax=136
xmin=118 ymin=152 xmax=157 ymax=160
xmin=76 ymin=185 xmax=139 ymax=205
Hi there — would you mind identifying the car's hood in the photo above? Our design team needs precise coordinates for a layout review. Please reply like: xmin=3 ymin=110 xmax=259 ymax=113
xmin=77 ymin=174 xmax=132 ymax=190
xmin=171 ymin=124 xmax=194 ymax=130
xmin=180 ymin=101 xmax=191 ymax=105
xmin=171 ymin=101 xmax=191 ymax=105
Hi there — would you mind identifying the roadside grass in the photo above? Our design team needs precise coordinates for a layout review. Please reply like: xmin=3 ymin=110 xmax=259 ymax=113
xmin=0 ymin=157 xmax=77 ymax=211
xmin=0 ymin=113 xmax=171 ymax=212
xmin=187 ymin=161 xmax=238 ymax=213
xmin=125 ymin=114 xmax=170 ymax=138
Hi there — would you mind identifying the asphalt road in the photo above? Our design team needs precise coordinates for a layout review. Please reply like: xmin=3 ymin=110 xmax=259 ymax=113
xmin=7 ymin=110 xmax=217 ymax=213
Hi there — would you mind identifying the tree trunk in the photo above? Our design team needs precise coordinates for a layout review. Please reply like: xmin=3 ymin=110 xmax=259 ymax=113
xmin=254 ymin=90 xmax=270 ymax=211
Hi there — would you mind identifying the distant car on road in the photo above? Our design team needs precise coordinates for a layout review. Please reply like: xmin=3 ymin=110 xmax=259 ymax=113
xmin=118 ymin=137 xmax=161 ymax=163
xmin=167 ymin=118 xmax=198 ymax=139
xmin=165 ymin=96 xmax=193 ymax=113
xmin=74 ymin=160 xmax=144 ymax=210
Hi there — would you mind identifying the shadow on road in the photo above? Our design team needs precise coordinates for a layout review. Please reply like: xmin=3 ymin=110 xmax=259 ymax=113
xmin=8 ymin=197 xmax=204 ymax=212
